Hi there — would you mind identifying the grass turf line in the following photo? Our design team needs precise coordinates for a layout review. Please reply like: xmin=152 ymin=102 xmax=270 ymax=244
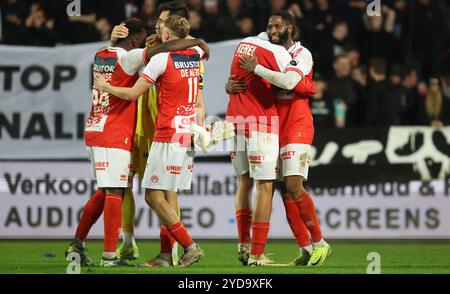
xmin=0 ymin=240 xmax=449 ymax=274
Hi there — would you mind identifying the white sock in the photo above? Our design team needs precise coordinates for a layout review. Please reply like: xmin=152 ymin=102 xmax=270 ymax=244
xmin=123 ymin=232 xmax=135 ymax=247
xmin=313 ymin=239 xmax=325 ymax=247
xmin=301 ymin=245 xmax=313 ymax=255
xmin=102 ymin=252 xmax=116 ymax=259
xmin=187 ymin=243 xmax=197 ymax=252
xmin=159 ymin=253 xmax=171 ymax=261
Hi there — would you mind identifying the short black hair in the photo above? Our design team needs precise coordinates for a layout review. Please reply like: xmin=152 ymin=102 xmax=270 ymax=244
xmin=122 ymin=17 xmax=145 ymax=41
xmin=270 ymin=10 xmax=295 ymax=27
xmin=158 ymin=1 xmax=190 ymax=20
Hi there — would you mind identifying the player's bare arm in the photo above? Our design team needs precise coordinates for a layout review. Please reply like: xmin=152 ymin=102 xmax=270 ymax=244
xmin=225 ymin=75 xmax=246 ymax=94
xmin=240 ymin=54 xmax=302 ymax=91
xmin=145 ymin=38 xmax=210 ymax=63
xmin=94 ymin=74 xmax=150 ymax=101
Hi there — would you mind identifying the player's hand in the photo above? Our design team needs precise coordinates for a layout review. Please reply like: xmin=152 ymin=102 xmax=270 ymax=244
xmin=111 ymin=23 xmax=128 ymax=44
xmin=198 ymin=39 xmax=210 ymax=60
xmin=239 ymin=54 xmax=258 ymax=72
xmin=225 ymin=75 xmax=246 ymax=94
xmin=93 ymin=73 xmax=108 ymax=91
xmin=146 ymin=34 xmax=161 ymax=47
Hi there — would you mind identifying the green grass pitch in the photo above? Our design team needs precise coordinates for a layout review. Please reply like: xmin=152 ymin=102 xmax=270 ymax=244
xmin=0 ymin=240 xmax=449 ymax=274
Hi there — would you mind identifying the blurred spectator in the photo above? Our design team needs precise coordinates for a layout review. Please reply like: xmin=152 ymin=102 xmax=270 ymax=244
xmin=361 ymin=5 xmax=398 ymax=64
xmin=403 ymin=0 xmax=448 ymax=78
xmin=364 ymin=58 xmax=400 ymax=126
xmin=216 ymin=0 xmax=252 ymax=40
xmin=418 ymin=78 xmax=450 ymax=126
xmin=309 ymin=74 xmax=335 ymax=127
xmin=388 ymin=64 xmax=416 ymax=125
xmin=137 ymin=0 xmax=158 ymax=29
xmin=351 ymin=64 xmax=368 ymax=125
xmin=235 ymin=12 xmax=254 ymax=37
xmin=315 ymin=20 xmax=351 ymax=75
xmin=22 ymin=2 xmax=56 ymax=46
xmin=326 ymin=54 xmax=358 ymax=127
xmin=95 ymin=18 xmax=112 ymax=42
xmin=1 ymin=0 xmax=30 ymax=44
xmin=345 ymin=43 xmax=361 ymax=68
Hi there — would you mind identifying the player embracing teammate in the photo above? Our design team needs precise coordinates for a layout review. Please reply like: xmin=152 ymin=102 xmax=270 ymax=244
xmin=65 ymin=15 xmax=208 ymax=267
xmin=227 ymin=11 xmax=331 ymax=266
xmin=95 ymin=15 xmax=205 ymax=268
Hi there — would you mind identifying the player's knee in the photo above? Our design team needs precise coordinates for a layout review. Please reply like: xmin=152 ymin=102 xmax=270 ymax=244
xmin=255 ymin=180 xmax=273 ymax=194
xmin=146 ymin=194 xmax=163 ymax=212
xmin=284 ymin=178 xmax=305 ymax=199
xmin=238 ymin=173 xmax=253 ymax=190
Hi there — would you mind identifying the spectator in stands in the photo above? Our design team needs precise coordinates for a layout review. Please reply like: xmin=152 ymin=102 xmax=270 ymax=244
xmin=235 ymin=12 xmax=254 ymax=38
xmin=364 ymin=58 xmax=400 ymax=126
xmin=22 ymin=2 xmax=56 ymax=46
xmin=345 ymin=43 xmax=361 ymax=68
xmin=403 ymin=0 xmax=448 ymax=78
xmin=326 ymin=54 xmax=358 ymax=127
xmin=351 ymin=64 xmax=368 ymax=126
xmin=315 ymin=20 xmax=351 ymax=75
xmin=137 ymin=0 xmax=158 ymax=29
xmin=216 ymin=0 xmax=251 ymax=40
xmin=388 ymin=64 xmax=416 ymax=125
xmin=309 ymin=74 xmax=335 ymax=128
xmin=95 ymin=18 xmax=112 ymax=42
xmin=361 ymin=4 xmax=397 ymax=64
xmin=418 ymin=78 xmax=450 ymax=127
xmin=1 ymin=0 xmax=30 ymax=44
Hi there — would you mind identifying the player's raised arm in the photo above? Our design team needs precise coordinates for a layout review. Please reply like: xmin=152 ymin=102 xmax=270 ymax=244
xmin=94 ymin=74 xmax=151 ymax=101
xmin=144 ymin=38 xmax=209 ymax=63
xmin=110 ymin=23 xmax=129 ymax=46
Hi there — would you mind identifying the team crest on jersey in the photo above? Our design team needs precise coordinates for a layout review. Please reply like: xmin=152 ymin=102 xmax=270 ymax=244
xmin=151 ymin=175 xmax=159 ymax=183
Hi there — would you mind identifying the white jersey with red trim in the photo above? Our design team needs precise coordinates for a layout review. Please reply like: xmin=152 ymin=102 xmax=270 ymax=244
xmin=85 ymin=47 xmax=146 ymax=151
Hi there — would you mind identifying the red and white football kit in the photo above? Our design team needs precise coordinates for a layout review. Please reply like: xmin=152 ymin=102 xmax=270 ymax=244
xmin=85 ymin=46 xmax=146 ymax=188
xmin=141 ymin=48 xmax=202 ymax=191
xmin=276 ymin=42 xmax=315 ymax=180
xmin=227 ymin=33 xmax=292 ymax=180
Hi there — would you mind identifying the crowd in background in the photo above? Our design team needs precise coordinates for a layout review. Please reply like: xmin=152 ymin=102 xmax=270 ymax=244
xmin=1 ymin=0 xmax=449 ymax=127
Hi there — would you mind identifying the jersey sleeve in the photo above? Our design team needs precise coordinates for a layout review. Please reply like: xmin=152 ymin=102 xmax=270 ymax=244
xmin=119 ymin=48 xmax=146 ymax=75
xmin=293 ymin=75 xmax=316 ymax=97
xmin=286 ymin=48 xmax=313 ymax=78
xmin=141 ymin=52 xmax=169 ymax=83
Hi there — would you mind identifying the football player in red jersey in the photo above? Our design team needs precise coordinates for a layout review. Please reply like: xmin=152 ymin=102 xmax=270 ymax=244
xmin=94 ymin=16 xmax=205 ymax=268
xmin=65 ymin=17 xmax=209 ymax=267
xmin=230 ymin=11 xmax=331 ymax=266
xmin=226 ymin=18 xmax=294 ymax=266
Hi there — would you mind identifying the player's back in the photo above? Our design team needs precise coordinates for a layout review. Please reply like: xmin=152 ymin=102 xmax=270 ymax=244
xmin=142 ymin=48 xmax=201 ymax=145
xmin=85 ymin=46 xmax=141 ymax=151
xmin=227 ymin=35 xmax=292 ymax=128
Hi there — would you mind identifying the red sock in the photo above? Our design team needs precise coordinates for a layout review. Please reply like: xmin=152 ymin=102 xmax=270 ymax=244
xmin=283 ymin=199 xmax=311 ymax=247
xmin=75 ymin=189 xmax=106 ymax=242
xmin=236 ymin=209 xmax=252 ymax=244
xmin=250 ymin=222 xmax=270 ymax=256
xmin=160 ymin=225 xmax=176 ymax=254
xmin=103 ymin=193 xmax=123 ymax=253
xmin=167 ymin=221 xmax=194 ymax=249
xmin=295 ymin=192 xmax=323 ymax=242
